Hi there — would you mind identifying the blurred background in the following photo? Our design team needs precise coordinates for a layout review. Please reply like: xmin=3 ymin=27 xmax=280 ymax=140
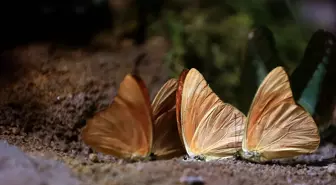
xmin=1 ymin=0 xmax=335 ymax=102
xmin=0 ymin=0 xmax=336 ymax=142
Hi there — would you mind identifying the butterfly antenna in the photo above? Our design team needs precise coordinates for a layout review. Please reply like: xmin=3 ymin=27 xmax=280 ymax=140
xmin=234 ymin=114 xmax=240 ymax=159
xmin=234 ymin=113 xmax=237 ymax=152
xmin=149 ymin=153 xmax=156 ymax=161
xmin=132 ymin=52 xmax=147 ymax=76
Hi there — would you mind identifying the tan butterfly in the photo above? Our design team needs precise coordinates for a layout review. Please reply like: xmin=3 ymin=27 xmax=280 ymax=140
xmin=176 ymin=68 xmax=246 ymax=161
xmin=239 ymin=66 xmax=320 ymax=162
xmin=81 ymin=74 xmax=185 ymax=161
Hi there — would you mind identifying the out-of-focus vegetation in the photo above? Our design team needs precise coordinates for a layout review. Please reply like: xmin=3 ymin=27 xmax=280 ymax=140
xmin=146 ymin=0 xmax=310 ymax=106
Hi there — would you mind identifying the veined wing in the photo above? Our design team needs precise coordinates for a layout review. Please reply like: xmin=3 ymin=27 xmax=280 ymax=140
xmin=81 ymin=74 xmax=153 ymax=159
xmin=176 ymin=69 xmax=189 ymax=144
xmin=244 ymin=67 xmax=320 ymax=162
xmin=151 ymin=79 xmax=186 ymax=159
xmin=180 ymin=68 xmax=245 ymax=159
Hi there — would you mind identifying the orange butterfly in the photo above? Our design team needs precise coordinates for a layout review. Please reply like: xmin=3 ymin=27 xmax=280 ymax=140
xmin=239 ymin=66 xmax=320 ymax=162
xmin=81 ymin=74 xmax=185 ymax=161
xmin=176 ymin=68 xmax=246 ymax=161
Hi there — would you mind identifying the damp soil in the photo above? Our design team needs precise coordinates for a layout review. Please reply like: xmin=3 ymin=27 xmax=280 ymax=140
xmin=1 ymin=37 xmax=336 ymax=185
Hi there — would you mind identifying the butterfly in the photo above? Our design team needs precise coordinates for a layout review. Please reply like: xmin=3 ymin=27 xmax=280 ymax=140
xmin=176 ymin=68 xmax=246 ymax=161
xmin=239 ymin=66 xmax=321 ymax=162
xmin=240 ymin=28 xmax=336 ymax=129
xmin=81 ymin=74 xmax=185 ymax=161
xmin=290 ymin=30 xmax=336 ymax=131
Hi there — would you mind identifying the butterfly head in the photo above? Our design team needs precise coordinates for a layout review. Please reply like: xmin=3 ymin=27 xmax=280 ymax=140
xmin=183 ymin=154 xmax=206 ymax=161
xmin=238 ymin=149 xmax=262 ymax=163
xmin=148 ymin=153 xmax=157 ymax=161
xmin=128 ymin=153 xmax=154 ymax=162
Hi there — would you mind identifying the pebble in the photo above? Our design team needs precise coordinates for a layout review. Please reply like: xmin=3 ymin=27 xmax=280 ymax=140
xmin=11 ymin=127 xmax=20 ymax=135
xmin=179 ymin=175 xmax=205 ymax=185
xmin=327 ymin=163 xmax=336 ymax=174
xmin=89 ymin=153 xmax=99 ymax=163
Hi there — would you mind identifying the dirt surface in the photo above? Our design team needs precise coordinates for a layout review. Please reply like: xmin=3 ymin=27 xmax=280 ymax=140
xmin=0 ymin=37 xmax=336 ymax=185
xmin=0 ymin=36 xmax=170 ymax=156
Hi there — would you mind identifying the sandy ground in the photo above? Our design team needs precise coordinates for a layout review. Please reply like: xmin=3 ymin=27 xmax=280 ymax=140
xmin=0 ymin=37 xmax=336 ymax=185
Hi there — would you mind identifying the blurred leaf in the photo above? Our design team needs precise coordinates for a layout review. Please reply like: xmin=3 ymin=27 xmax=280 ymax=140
xmin=163 ymin=11 xmax=186 ymax=77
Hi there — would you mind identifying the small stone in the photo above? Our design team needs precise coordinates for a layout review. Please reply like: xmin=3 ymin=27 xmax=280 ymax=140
xmin=120 ymin=39 xmax=134 ymax=49
xmin=56 ymin=65 xmax=69 ymax=73
xmin=117 ymin=159 xmax=125 ymax=165
xmin=179 ymin=175 xmax=205 ymax=185
xmin=327 ymin=164 xmax=336 ymax=174
xmin=11 ymin=127 xmax=20 ymax=135
xmin=101 ymin=164 xmax=112 ymax=173
xmin=136 ymin=164 xmax=144 ymax=171
xmin=81 ymin=166 xmax=93 ymax=174
xmin=89 ymin=153 xmax=99 ymax=163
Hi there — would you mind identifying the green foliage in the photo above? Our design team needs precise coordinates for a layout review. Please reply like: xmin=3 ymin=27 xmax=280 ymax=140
xmin=149 ymin=0 xmax=309 ymax=107
xmin=157 ymin=9 xmax=253 ymax=105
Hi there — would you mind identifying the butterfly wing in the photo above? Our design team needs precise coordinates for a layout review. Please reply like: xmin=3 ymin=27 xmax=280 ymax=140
xmin=152 ymin=79 xmax=178 ymax=120
xmin=291 ymin=30 xmax=336 ymax=118
xmin=151 ymin=79 xmax=186 ymax=159
xmin=190 ymin=102 xmax=246 ymax=160
xmin=81 ymin=74 xmax=153 ymax=159
xmin=180 ymin=68 xmax=246 ymax=159
xmin=243 ymin=67 xmax=320 ymax=162
xmin=176 ymin=69 xmax=189 ymax=143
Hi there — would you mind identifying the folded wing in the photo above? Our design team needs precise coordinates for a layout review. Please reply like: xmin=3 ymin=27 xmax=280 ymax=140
xmin=180 ymin=68 xmax=246 ymax=158
xmin=81 ymin=74 xmax=153 ymax=159
xmin=151 ymin=79 xmax=186 ymax=159
xmin=244 ymin=67 xmax=320 ymax=161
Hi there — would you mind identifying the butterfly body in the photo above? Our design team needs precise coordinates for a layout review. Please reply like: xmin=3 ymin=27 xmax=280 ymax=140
xmin=183 ymin=154 xmax=207 ymax=161
xmin=129 ymin=153 xmax=151 ymax=162
xmin=238 ymin=149 xmax=262 ymax=163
